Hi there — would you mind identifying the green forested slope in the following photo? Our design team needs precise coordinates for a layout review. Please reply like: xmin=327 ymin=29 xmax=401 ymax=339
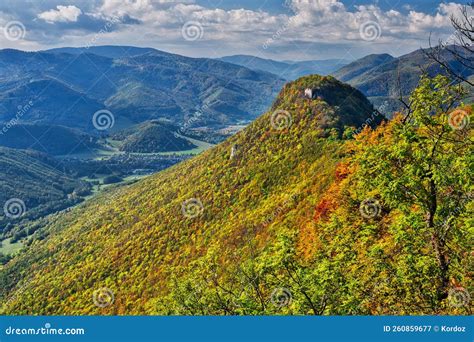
xmin=113 ymin=121 xmax=196 ymax=153
xmin=0 ymin=75 xmax=471 ymax=316
xmin=0 ymin=124 xmax=98 ymax=155
xmin=0 ymin=147 xmax=90 ymax=241
xmin=0 ymin=48 xmax=283 ymax=129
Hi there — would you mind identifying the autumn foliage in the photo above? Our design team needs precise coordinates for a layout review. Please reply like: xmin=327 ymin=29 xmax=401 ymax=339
xmin=1 ymin=75 xmax=471 ymax=315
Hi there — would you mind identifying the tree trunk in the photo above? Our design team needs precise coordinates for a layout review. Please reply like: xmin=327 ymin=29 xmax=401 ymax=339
xmin=427 ymin=178 xmax=449 ymax=300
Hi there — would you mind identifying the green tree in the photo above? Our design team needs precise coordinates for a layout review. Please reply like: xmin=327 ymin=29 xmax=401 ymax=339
xmin=351 ymin=75 xmax=472 ymax=304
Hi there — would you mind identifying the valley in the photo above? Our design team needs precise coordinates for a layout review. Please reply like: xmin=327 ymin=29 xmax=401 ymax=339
xmin=0 ymin=44 xmax=470 ymax=258
xmin=0 ymin=45 xmax=273 ymax=257
xmin=0 ymin=43 xmax=471 ymax=317
xmin=0 ymin=123 xmax=217 ymax=259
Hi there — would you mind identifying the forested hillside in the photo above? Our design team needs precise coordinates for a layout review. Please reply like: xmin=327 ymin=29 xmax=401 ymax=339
xmin=0 ymin=124 xmax=98 ymax=155
xmin=332 ymin=47 xmax=474 ymax=114
xmin=0 ymin=75 xmax=471 ymax=316
xmin=112 ymin=121 xmax=196 ymax=153
xmin=0 ymin=47 xmax=283 ymax=130
xmin=0 ymin=147 xmax=90 ymax=241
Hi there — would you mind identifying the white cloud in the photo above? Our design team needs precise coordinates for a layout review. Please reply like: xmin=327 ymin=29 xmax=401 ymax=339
xmin=82 ymin=0 xmax=465 ymax=59
xmin=38 ymin=5 xmax=82 ymax=24
xmin=3 ymin=0 xmax=468 ymax=59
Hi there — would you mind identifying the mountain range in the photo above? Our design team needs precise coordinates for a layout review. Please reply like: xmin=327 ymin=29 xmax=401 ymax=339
xmin=0 ymin=46 xmax=284 ymax=132
xmin=221 ymin=48 xmax=474 ymax=116
xmin=218 ymin=55 xmax=350 ymax=80
xmin=0 ymin=43 xmax=472 ymax=317
xmin=0 ymin=67 xmax=471 ymax=316
xmin=332 ymin=47 xmax=474 ymax=113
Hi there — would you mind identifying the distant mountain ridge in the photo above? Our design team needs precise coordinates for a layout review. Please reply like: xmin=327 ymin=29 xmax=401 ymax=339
xmin=218 ymin=55 xmax=351 ymax=80
xmin=45 ymin=46 xmax=159 ymax=59
xmin=0 ymin=124 xmax=98 ymax=156
xmin=331 ymin=47 xmax=474 ymax=113
xmin=332 ymin=54 xmax=395 ymax=83
xmin=0 ymin=46 xmax=284 ymax=131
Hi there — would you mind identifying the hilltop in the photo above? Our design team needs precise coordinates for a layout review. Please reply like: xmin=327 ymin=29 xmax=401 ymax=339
xmin=1 ymin=75 xmax=471 ymax=316
xmin=0 ymin=75 xmax=376 ymax=313
xmin=112 ymin=121 xmax=196 ymax=153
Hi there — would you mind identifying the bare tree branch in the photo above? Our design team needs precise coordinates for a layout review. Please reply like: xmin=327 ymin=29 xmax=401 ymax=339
xmin=424 ymin=3 xmax=474 ymax=85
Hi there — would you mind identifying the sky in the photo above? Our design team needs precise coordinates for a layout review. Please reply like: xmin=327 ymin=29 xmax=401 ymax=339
xmin=0 ymin=0 xmax=469 ymax=61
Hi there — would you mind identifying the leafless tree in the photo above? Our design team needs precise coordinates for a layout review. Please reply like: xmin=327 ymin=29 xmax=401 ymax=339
xmin=425 ymin=2 xmax=474 ymax=85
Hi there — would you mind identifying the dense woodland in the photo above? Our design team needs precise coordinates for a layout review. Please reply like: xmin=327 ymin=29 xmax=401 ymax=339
xmin=112 ymin=121 xmax=197 ymax=153
xmin=0 ymin=74 xmax=471 ymax=315
xmin=0 ymin=147 xmax=90 ymax=241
